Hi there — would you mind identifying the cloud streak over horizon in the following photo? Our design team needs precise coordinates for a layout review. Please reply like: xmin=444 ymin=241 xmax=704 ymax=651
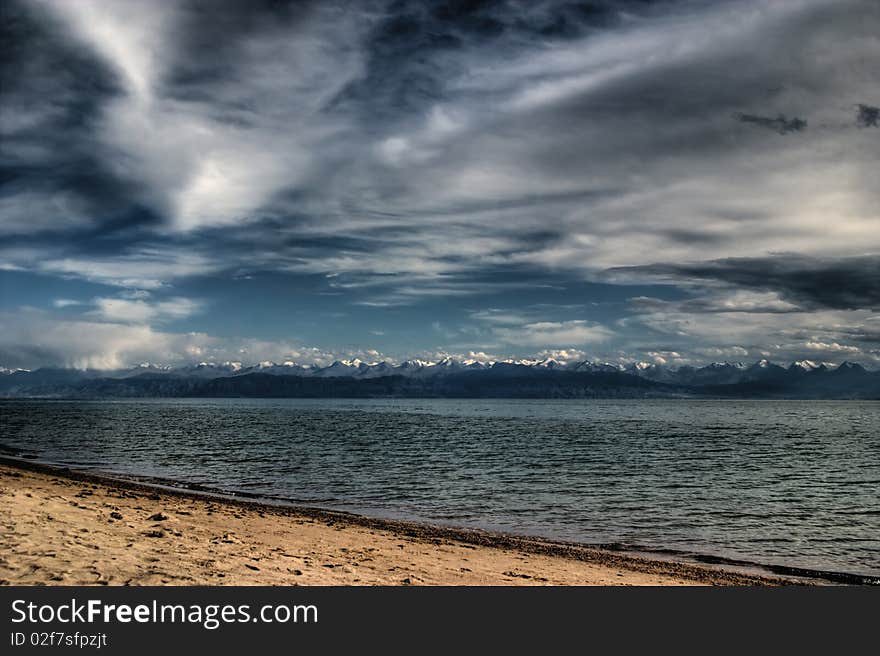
xmin=1 ymin=0 xmax=878 ymax=369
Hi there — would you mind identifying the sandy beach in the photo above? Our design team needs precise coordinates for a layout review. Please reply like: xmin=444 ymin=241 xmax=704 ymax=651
xmin=0 ymin=460 xmax=787 ymax=586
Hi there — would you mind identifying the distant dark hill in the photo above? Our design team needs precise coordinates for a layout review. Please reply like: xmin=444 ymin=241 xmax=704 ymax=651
xmin=702 ymin=363 xmax=880 ymax=399
xmin=2 ymin=358 xmax=878 ymax=399
xmin=67 ymin=370 xmax=686 ymax=399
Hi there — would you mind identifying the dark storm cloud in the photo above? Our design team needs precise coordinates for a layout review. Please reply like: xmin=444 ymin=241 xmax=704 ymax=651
xmin=0 ymin=1 xmax=151 ymax=236
xmin=161 ymin=0 xmax=324 ymax=102
xmin=734 ymin=112 xmax=807 ymax=135
xmin=0 ymin=2 xmax=117 ymax=134
xmin=855 ymin=103 xmax=879 ymax=128
xmin=4 ymin=0 xmax=876 ymax=254
xmin=329 ymin=0 xmax=670 ymax=125
xmin=614 ymin=255 xmax=880 ymax=311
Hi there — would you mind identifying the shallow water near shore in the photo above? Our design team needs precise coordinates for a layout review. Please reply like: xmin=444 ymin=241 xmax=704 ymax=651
xmin=2 ymin=398 xmax=878 ymax=577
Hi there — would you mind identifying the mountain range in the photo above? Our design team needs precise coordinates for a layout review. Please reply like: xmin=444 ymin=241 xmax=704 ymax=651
xmin=1 ymin=358 xmax=878 ymax=399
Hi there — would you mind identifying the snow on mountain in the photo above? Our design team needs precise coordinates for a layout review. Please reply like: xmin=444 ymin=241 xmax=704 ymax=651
xmin=626 ymin=362 xmax=676 ymax=382
xmin=435 ymin=356 xmax=481 ymax=370
xmin=244 ymin=361 xmax=316 ymax=376
xmin=0 ymin=366 xmax=30 ymax=375
xmin=406 ymin=357 xmax=486 ymax=376
xmin=533 ymin=358 xmax=564 ymax=370
xmin=133 ymin=362 xmax=173 ymax=371
xmin=313 ymin=360 xmax=363 ymax=377
xmin=357 ymin=362 xmax=394 ymax=377
xmin=114 ymin=362 xmax=175 ymax=378
xmin=221 ymin=357 xmax=875 ymax=385
xmin=569 ymin=360 xmax=623 ymax=374
xmin=3 ymin=359 xmax=876 ymax=389
xmin=396 ymin=359 xmax=434 ymax=373
xmin=174 ymin=361 xmax=245 ymax=378
xmin=706 ymin=361 xmax=747 ymax=370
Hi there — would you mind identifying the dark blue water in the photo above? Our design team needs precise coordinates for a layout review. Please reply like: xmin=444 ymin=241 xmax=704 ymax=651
xmin=1 ymin=398 xmax=878 ymax=576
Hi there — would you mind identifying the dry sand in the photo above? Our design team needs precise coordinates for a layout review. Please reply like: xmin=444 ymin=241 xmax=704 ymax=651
xmin=0 ymin=461 xmax=785 ymax=586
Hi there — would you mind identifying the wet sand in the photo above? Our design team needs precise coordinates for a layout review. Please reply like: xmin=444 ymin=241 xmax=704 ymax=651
xmin=0 ymin=460 xmax=788 ymax=586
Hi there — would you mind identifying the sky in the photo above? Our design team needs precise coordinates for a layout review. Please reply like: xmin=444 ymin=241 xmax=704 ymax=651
xmin=1 ymin=0 xmax=878 ymax=370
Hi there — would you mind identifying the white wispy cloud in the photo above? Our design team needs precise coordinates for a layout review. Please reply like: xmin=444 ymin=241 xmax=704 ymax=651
xmin=91 ymin=296 xmax=202 ymax=323
xmin=52 ymin=298 xmax=83 ymax=308
xmin=39 ymin=251 xmax=219 ymax=289
xmin=0 ymin=310 xmax=389 ymax=370
xmin=37 ymin=0 xmax=372 ymax=232
xmin=495 ymin=320 xmax=613 ymax=347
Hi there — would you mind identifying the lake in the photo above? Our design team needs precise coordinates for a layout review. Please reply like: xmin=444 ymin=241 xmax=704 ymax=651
xmin=1 ymin=398 xmax=878 ymax=577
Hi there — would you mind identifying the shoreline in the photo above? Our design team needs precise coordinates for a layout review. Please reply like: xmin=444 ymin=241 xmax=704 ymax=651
xmin=6 ymin=456 xmax=875 ymax=585
xmin=3 ymin=457 xmax=871 ymax=586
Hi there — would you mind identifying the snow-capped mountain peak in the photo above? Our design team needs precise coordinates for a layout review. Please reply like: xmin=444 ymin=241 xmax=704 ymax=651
xmin=0 ymin=366 xmax=31 ymax=375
